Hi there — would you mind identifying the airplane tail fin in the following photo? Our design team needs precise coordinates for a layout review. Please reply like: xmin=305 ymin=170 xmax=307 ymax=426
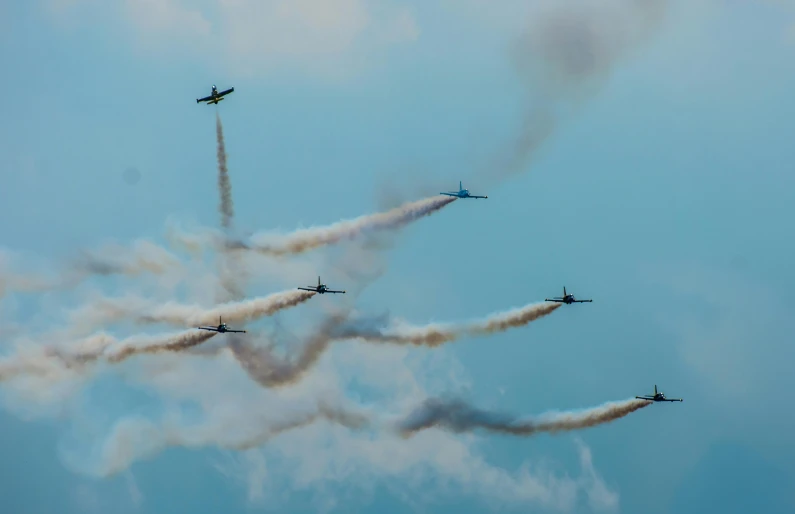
xmin=318 ymin=276 xmax=321 ymax=286
xmin=460 ymin=180 xmax=463 ymax=191
xmin=563 ymin=286 xmax=567 ymax=296
xmin=654 ymin=384 xmax=658 ymax=395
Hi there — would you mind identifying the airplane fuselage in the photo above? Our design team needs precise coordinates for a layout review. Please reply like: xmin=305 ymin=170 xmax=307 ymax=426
xmin=440 ymin=182 xmax=487 ymax=199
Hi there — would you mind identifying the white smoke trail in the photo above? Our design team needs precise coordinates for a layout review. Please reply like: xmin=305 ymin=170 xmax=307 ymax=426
xmin=0 ymin=240 xmax=183 ymax=298
xmin=95 ymin=400 xmax=371 ymax=477
xmin=0 ymin=330 xmax=219 ymax=383
xmin=397 ymin=397 xmax=652 ymax=437
xmin=232 ymin=195 xmax=457 ymax=256
xmin=334 ymin=302 xmax=561 ymax=347
xmin=70 ymin=290 xmax=316 ymax=329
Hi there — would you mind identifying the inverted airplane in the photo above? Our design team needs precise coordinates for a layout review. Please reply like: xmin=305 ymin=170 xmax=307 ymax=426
xmin=636 ymin=384 xmax=683 ymax=402
xmin=196 ymin=84 xmax=234 ymax=105
xmin=440 ymin=181 xmax=488 ymax=199
xmin=298 ymin=276 xmax=345 ymax=294
xmin=197 ymin=316 xmax=246 ymax=333
xmin=545 ymin=286 xmax=592 ymax=304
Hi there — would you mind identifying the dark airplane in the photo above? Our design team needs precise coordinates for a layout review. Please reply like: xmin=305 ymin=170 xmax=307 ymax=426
xmin=545 ymin=286 xmax=592 ymax=304
xmin=298 ymin=276 xmax=345 ymax=294
xmin=440 ymin=181 xmax=488 ymax=199
xmin=197 ymin=316 xmax=246 ymax=333
xmin=636 ymin=384 xmax=683 ymax=402
xmin=196 ymin=84 xmax=234 ymax=105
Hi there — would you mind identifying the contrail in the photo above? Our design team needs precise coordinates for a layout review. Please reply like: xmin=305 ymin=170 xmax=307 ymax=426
xmin=397 ymin=397 xmax=652 ymax=438
xmin=106 ymin=330 xmax=217 ymax=364
xmin=216 ymin=112 xmax=235 ymax=231
xmin=334 ymin=302 xmax=561 ymax=347
xmin=475 ymin=0 xmax=669 ymax=185
xmin=71 ymin=290 xmax=316 ymax=330
xmin=231 ymin=196 xmax=456 ymax=256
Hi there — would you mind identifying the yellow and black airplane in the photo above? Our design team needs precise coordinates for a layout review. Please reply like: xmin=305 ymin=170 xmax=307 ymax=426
xmin=196 ymin=84 xmax=234 ymax=105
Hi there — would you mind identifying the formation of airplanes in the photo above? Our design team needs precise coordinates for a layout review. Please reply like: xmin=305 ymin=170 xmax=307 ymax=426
xmin=191 ymin=82 xmax=686 ymax=404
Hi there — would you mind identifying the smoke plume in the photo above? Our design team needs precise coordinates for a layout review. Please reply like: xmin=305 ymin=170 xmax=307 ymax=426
xmin=71 ymin=290 xmax=316 ymax=330
xmin=106 ymin=330 xmax=217 ymax=364
xmin=229 ymin=313 xmax=350 ymax=388
xmin=0 ymin=330 xmax=218 ymax=384
xmin=216 ymin=113 xmax=235 ymax=231
xmin=229 ymin=401 xmax=371 ymax=451
xmin=334 ymin=302 xmax=561 ymax=347
xmin=95 ymin=400 xmax=371 ymax=477
xmin=0 ymin=241 xmax=183 ymax=299
xmin=232 ymin=196 xmax=456 ymax=256
xmin=214 ymin=112 xmax=248 ymax=302
xmin=398 ymin=397 xmax=652 ymax=437
xmin=476 ymin=0 xmax=669 ymax=184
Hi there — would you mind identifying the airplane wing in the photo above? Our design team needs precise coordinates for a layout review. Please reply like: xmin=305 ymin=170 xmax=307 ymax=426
xmin=440 ymin=192 xmax=457 ymax=197
xmin=297 ymin=287 xmax=316 ymax=292
xmin=227 ymin=329 xmax=247 ymax=333
xmin=664 ymin=398 xmax=683 ymax=402
xmin=470 ymin=195 xmax=488 ymax=199
xmin=326 ymin=290 xmax=346 ymax=294
xmin=217 ymin=87 xmax=234 ymax=97
xmin=196 ymin=95 xmax=213 ymax=103
xmin=198 ymin=327 xmax=218 ymax=332
xmin=545 ymin=298 xmax=564 ymax=302
xmin=574 ymin=299 xmax=593 ymax=303
xmin=635 ymin=396 xmax=654 ymax=400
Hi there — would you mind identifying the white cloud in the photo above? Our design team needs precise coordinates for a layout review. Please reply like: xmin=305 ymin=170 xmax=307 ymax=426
xmin=641 ymin=261 xmax=795 ymax=410
xmin=123 ymin=0 xmax=212 ymax=39
xmin=47 ymin=0 xmax=420 ymax=79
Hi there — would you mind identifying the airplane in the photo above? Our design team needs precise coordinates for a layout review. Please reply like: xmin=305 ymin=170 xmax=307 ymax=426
xmin=440 ymin=181 xmax=488 ymax=199
xmin=298 ymin=276 xmax=346 ymax=294
xmin=197 ymin=316 xmax=246 ymax=333
xmin=636 ymin=384 xmax=683 ymax=402
xmin=545 ymin=286 xmax=593 ymax=304
xmin=196 ymin=84 xmax=234 ymax=105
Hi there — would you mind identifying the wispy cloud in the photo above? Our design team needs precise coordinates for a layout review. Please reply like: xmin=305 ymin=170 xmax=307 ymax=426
xmin=47 ymin=0 xmax=420 ymax=78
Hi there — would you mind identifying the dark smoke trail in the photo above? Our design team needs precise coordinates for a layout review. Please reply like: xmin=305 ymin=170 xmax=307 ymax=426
xmin=229 ymin=401 xmax=371 ymax=451
xmin=475 ymin=0 xmax=670 ymax=185
xmin=106 ymin=331 xmax=217 ymax=364
xmin=229 ymin=313 xmax=350 ymax=388
xmin=215 ymin=112 xmax=246 ymax=302
xmin=397 ymin=397 xmax=652 ymax=438
xmin=216 ymin=112 xmax=235 ymax=231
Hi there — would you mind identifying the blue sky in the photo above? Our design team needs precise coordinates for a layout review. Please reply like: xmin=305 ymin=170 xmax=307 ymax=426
xmin=1 ymin=0 xmax=794 ymax=513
